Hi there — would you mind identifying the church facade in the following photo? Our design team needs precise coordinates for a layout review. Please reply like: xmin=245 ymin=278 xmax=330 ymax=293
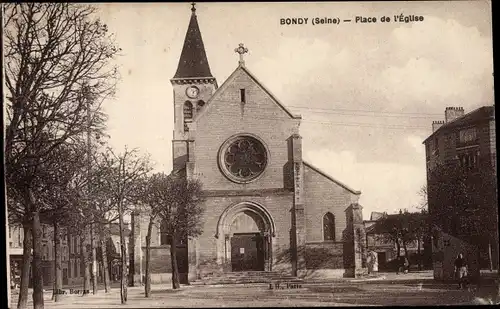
xmin=130 ymin=5 xmax=366 ymax=284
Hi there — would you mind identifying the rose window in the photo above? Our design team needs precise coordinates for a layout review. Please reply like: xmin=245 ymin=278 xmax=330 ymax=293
xmin=220 ymin=136 xmax=268 ymax=183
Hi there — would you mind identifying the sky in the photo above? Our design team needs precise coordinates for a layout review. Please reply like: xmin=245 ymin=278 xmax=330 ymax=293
xmin=95 ymin=1 xmax=494 ymax=219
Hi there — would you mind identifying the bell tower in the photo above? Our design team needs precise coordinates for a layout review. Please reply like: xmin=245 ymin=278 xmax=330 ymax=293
xmin=170 ymin=3 xmax=217 ymax=171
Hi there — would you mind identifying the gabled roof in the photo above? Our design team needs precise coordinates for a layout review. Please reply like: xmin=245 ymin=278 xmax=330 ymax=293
xmin=173 ymin=7 xmax=213 ymax=79
xmin=303 ymin=161 xmax=361 ymax=195
xmin=423 ymin=105 xmax=494 ymax=144
xmin=193 ymin=64 xmax=302 ymax=122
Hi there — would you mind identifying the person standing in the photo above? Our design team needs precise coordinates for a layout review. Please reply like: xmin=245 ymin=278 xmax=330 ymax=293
xmin=454 ymin=253 xmax=468 ymax=289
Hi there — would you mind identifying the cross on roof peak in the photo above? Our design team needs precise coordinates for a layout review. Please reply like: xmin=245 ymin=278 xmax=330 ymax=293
xmin=191 ymin=2 xmax=196 ymax=13
xmin=235 ymin=43 xmax=249 ymax=66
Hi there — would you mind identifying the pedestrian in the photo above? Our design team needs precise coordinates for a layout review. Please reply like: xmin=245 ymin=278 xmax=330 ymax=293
xmin=403 ymin=256 xmax=409 ymax=274
xmin=454 ymin=253 xmax=468 ymax=289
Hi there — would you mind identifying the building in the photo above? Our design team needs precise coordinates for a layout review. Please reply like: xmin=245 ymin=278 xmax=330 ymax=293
xmin=423 ymin=106 xmax=498 ymax=281
xmin=130 ymin=4 xmax=367 ymax=284
xmin=364 ymin=212 xmax=427 ymax=271
xmin=8 ymin=222 xmax=130 ymax=288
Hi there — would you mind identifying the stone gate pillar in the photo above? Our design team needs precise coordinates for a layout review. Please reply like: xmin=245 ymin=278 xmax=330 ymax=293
xmin=289 ymin=134 xmax=306 ymax=277
xmin=345 ymin=203 xmax=366 ymax=278
xmin=130 ymin=210 xmax=143 ymax=286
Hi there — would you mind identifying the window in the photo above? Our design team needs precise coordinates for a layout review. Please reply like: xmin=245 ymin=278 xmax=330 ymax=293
xmin=69 ymin=236 xmax=72 ymax=254
xmin=183 ymin=101 xmax=193 ymax=120
xmin=76 ymin=237 xmax=80 ymax=254
xmin=219 ymin=135 xmax=268 ymax=183
xmin=240 ymin=89 xmax=246 ymax=103
xmin=183 ymin=101 xmax=193 ymax=132
xmin=42 ymin=225 xmax=47 ymax=238
xmin=73 ymin=236 xmax=78 ymax=254
xmin=160 ymin=220 xmax=171 ymax=246
xmin=42 ymin=244 xmax=47 ymax=260
xmin=433 ymin=137 xmax=439 ymax=157
xmin=69 ymin=260 xmax=72 ymax=278
xmin=18 ymin=228 xmax=23 ymax=247
xmin=323 ymin=212 xmax=336 ymax=241
xmin=74 ymin=259 xmax=78 ymax=279
xmin=80 ymin=259 xmax=84 ymax=277
xmin=459 ymin=127 xmax=478 ymax=145
xmin=458 ymin=150 xmax=480 ymax=170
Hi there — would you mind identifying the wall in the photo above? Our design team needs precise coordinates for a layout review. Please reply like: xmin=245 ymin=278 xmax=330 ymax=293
xmin=195 ymin=193 xmax=294 ymax=276
xmin=303 ymin=164 xmax=359 ymax=243
xmin=193 ymin=68 xmax=300 ymax=192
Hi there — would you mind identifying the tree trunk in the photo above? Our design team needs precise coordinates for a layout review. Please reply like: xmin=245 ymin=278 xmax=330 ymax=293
xmin=90 ymin=224 xmax=98 ymax=295
xmin=52 ymin=222 xmax=63 ymax=302
xmin=118 ymin=203 xmax=128 ymax=304
xmin=395 ymin=238 xmax=401 ymax=258
xmin=99 ymin=225 xmax=111 ymax=293
xmin=403 ymin=241 xmax=408 ymax=259
xmin=145 ymin=217 xmax=154 ymax=297
xmin=488 ymin=240 xmax=493 ymax=272
xmin=417 ymin=236 xmax=422 ymax=271
xmin=31 ymin=210 xmax=44 ymax=309
xmin=170 ymin=234 xmax=180 ymax=290
xmin=51 ymin=281 xmax=55 ymax=301
xmin=80 ymin=233 xmax=90 ymax=296
xmin=17 ymin=222 xmax=31 ymax=309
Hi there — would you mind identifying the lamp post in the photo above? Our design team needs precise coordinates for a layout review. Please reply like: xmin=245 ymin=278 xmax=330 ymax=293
xmin=6 ymin=205 xmax=11 ymax=308
xmin=84 ymin=84 xmax=98 ymax=294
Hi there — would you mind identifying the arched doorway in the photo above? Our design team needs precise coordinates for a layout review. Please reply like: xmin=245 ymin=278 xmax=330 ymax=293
xmin=216 ymin=202 xmax=275 ymax=272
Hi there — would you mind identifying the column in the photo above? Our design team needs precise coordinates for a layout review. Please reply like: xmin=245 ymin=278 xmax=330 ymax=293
xmin=130 ymin=210 xmax=143 ymax=285
xmin=289 ymin=134 xmax=306 ymax=277
xmin=187 ymin=237 xmax=199 ymax=282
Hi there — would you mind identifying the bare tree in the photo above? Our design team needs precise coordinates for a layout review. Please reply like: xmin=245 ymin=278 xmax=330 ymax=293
xmin=139 ymin=173 xmax=168 ymax=297
xmin=6 ymin=189 xmax=32 ymax=309
xmin=36 ymin=142 xmax=87 ymax=302
xmin=4 ymin=3 xmax=120 ymax=308
xmin=155 ymin=174 xmax=204 ymax=289
xmin=95 ymin=147 xmax=151 ymax=304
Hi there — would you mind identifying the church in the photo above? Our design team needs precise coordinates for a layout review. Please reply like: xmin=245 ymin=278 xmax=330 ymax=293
xmin=129 ymin=4 xmax=366 ymax=284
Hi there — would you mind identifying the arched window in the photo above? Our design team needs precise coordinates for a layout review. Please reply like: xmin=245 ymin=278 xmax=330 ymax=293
xmin=42 ymin=244 xmax=47 ymax=260
xmin=183 ymin=101 xmax=193 ymax=120
xmin=323 ymin=212 xmax=336 ymax=241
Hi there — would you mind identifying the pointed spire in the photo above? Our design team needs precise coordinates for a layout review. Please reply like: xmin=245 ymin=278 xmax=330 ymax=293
xmin=173 ymin=3 xmax=214 ymax=79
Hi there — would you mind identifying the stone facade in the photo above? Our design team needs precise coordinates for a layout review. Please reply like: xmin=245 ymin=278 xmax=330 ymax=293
xmin=131 ymin=6 xmax=366 ymax=284
xmin=424 ymin=105 xmax=498 ymax=279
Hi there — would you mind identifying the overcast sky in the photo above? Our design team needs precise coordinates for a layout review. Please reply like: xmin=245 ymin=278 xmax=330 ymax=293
xmin=95 ymin=1 xmax=493 ymax=219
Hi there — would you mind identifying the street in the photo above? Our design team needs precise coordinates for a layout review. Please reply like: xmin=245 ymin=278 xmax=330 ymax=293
xmin=11 ymin=271 xmax=498 ymax=307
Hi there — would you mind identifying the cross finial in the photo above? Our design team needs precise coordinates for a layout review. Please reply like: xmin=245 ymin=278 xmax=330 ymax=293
xmin=234 ymin=43 xmax=249 ymax=66
xmin=191 ymin=2 xmax=196 ymax=13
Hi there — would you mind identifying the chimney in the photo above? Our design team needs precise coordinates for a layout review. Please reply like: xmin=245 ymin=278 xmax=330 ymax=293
xmin=432 ymin=120 xmax=445 ymax=132
xmin=444 ymin=107 xmax=465 ymax=123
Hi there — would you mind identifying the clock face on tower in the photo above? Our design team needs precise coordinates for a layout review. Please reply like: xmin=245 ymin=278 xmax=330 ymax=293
xmin=186 ymin=85 xmax=200 ymax=99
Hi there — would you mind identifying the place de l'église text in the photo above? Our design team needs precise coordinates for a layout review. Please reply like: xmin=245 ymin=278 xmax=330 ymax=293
xmin=280 ymin=14 xmax=425 ymax=26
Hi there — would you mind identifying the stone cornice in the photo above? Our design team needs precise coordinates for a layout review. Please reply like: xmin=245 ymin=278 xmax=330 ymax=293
xmin=201 ymin=188 xmax=294 ymax=197
xmin=170 ymin=77 xmax=217 ymax=86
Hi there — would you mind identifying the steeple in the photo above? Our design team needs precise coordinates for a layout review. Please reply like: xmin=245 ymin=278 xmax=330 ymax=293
xmin=173 ymin=3 xmax=214 ymax=79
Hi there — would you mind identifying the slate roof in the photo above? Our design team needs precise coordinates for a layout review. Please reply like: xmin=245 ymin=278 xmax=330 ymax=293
xmin=423 ymin=106 xmax=495 ymax=143
xmin=173 ymin=8 xmax=213 ymax=79
xmin=303 ymin=161 xmax=361 ymax=195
